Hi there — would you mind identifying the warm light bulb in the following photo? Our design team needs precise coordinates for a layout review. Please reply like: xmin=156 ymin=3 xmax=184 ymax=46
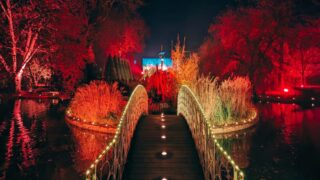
xmin=162 ymin=177 xmax=168 ymax=180
xmin=161 ymin=125 xmax=166 ymax=129
xmin=161 ymin=118 xmax=165 ymax=122
xmin=161 ymin=135 xmax=166 ymax=139
xmin=161 ymin=151 xmax=167 ymax=156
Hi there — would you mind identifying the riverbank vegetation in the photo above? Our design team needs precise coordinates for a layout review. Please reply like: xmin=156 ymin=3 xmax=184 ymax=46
xmin=69 ymin=81 xmax=124 ymax=126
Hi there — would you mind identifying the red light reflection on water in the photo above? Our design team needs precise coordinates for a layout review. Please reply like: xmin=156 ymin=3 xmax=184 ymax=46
xmin=2 ymin=100 xmax=36 ymax=177
xmin=259 ymin=103 xmax=320 ymax=146
xmin=13 ymin=100 xmax=35 ymax=167
xmin=69 ymin=126 xmax=113 ymax=172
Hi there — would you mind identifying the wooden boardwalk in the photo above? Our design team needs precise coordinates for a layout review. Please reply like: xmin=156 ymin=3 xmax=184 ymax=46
xmin=123 ymin=115 xmax=204 ymax=180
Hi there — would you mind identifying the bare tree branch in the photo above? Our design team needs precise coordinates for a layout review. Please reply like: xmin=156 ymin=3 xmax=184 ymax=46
xmin=0 ymin=54 xmax=11 ymax=73
xmin=0 ymin=1 xmax=9 ymax=18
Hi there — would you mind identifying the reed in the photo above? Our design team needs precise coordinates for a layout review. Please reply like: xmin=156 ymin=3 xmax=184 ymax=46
xmin=191 ymin=76 xmax=253 ymax=125
xmin=69 ymin=81 xmax=123 ymax=124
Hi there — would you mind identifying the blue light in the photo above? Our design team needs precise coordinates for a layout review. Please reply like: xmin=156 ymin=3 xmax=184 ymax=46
xmin=142 ymin=58 xmax=172 ymax=67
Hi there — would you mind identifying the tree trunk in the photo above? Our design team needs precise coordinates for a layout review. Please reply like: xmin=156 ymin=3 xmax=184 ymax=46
xmin=301 ymin=70 xmax=305 ymax=86
xmin=14 ymin=72 xmax=22 ymax=93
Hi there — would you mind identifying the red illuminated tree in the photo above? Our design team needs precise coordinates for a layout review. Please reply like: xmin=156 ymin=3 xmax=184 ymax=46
xmin=284 ymin=19 xmax=320 ymax=86
xmin=145 ymin=71 xmax=177 ymax=102
xmin=50 ymin=1 xmax=90 ymax=91
xmin=0 ymin=0 xmax=56 ymax=92
xmin=94 ymin=16 xmax=147 ymax=59
xmin=199 ymin=1 xmax=295 ymax=92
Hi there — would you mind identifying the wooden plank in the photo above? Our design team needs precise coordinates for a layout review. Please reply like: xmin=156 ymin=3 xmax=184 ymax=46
xmin=123 ymin=115 xmax=204 ymax=180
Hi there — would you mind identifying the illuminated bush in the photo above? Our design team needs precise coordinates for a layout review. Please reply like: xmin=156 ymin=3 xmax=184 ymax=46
xmin=145 ymin=70 xmax=178 ymax=103
xmin=219 ymin=76 xmax=253 ymax=123
xmin=192 ymin=76 xmax=253 ymax=125
xmin=69 ymin=81 xmax=123 ymax=124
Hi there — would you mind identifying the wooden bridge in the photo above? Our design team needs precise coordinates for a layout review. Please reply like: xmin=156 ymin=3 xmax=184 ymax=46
xmin=85 ymin=85 xmax=245 ymax=180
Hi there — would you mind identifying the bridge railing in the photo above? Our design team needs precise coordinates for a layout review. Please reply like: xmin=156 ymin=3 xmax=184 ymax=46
xmin=177 ymin=85 xmax=245 ymax=180
xmin=85 ymin=85 xmax=148 ymax=180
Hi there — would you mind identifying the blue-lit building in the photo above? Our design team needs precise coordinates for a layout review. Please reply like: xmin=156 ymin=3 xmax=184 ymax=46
xmin=142 ymin=51 xmax=172 ymax=71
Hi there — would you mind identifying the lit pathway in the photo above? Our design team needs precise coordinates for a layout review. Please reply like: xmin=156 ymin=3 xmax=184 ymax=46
xmin=123 ymin=114 xmax=204 ymax=180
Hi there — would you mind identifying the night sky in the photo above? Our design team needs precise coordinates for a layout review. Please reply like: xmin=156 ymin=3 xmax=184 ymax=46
xmin=139 ymin=0 xmax=236 ymax=57
xmin=138 ymin=0 xmax=319 ymax=58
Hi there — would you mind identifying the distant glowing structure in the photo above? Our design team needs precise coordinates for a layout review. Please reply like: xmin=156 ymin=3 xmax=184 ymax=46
xmin=142 ymin=51 xmax=172 ymax=72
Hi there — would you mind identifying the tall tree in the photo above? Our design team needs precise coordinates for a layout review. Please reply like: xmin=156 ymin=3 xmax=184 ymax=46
xmin=0 ymin=0 xmax=56 ymax=92
xmin=284 ymin=19 xmax=320 ymax=86
xmin=199 ymin=1 xmax=297 ymax=92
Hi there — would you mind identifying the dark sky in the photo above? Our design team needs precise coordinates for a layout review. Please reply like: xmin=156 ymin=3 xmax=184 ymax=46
xmin=138 ymin=0 xmax=236 ymax=57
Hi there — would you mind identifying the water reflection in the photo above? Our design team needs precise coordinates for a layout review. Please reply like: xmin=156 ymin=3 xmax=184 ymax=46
xmin=219 ymin=103 xmax=320 ymax=179
xmin=216 ymin=128 xmax=256 ymax=169
xmin=69 ymin=126 xmax=113 ymax=173
xmin=0 ymin=99 xmax=109 ymax=179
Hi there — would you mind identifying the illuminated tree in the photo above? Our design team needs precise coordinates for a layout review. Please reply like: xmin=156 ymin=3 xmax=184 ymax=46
xmin=24 ymin=58 xmax=52 ymax=88
xmin=170 ymin=37 xmax=199 ymax=87
xmin=0 ymin=0 xmax=56 ymax=92
xmin=199 ymin=1 xmax=294 ymax=92
xmin=171 ymin=35 xmax=185 ymax=71
xmin=145 ymin=71 xmax=177 ymax=102
xmin=284 ymin=20 xmax=320 ymax=86
xmin=94 ymin=17 xmax=147 ymax=62
xmin=51 ymin=1 xmax=89 ymax=91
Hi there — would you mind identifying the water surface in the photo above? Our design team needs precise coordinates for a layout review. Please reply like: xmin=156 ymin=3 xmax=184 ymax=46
xmin=219 ymin=103 xmax=320 ymax=180
xmin=0 ymin=99 xmax=111 ymax=179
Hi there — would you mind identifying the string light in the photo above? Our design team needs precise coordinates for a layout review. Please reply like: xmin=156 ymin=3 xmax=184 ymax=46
xmin=84 ymin=85 xmax=147 ymax=179
xmin=161 ymin=135 xmax=166 ymax=140
xmin=178 ymin=85 xmax=246 ymax=179
xmin=161 ymin=151 xmax=167 ymax=156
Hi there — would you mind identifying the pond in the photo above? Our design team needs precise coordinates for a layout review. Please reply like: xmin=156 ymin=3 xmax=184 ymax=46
xmin=1 ymin=100 xmax=319 ymax=179
xmin=219 ymin=103 xmax=320 ymax=180
xmin=0 ymin=99 xmax=112 ymax=179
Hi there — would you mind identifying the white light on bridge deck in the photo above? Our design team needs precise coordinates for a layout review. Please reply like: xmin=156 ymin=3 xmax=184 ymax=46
xmin=161 ymin=135 xmax=166 ymax=139
xmin=161 ymin=125 xmax=166 ymax=129
xmin=161 ymin=118 xmax=165 ymax=122
xmin=162 ymin=177 xmax=168 ymax=180
xmin=161 ymin=151 xmax=167 ymax=156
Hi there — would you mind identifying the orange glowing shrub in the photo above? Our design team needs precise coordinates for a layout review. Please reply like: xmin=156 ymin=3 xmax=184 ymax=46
xmin=69 ymin=81 xmax=123 ymax=124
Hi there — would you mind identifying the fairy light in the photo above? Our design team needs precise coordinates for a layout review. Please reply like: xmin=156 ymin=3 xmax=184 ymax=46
xmin=178 ymin=85 xmax=246 ymax=179
xmin=161 ymin=151 xmax=167 ymax=156
xmin=84 ymin=85 xmax=147 ymax=179
xmin=85 ymin=85 xmax=246 ymax=179
xmin=161 ymin=135 xmax=166 ymax=140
